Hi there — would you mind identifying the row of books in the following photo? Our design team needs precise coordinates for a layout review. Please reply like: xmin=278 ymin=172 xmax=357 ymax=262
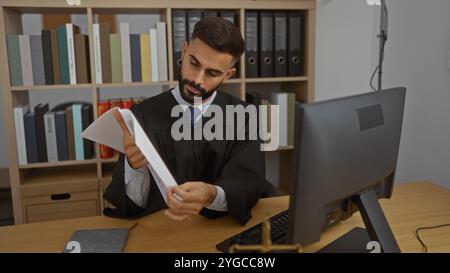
xmin=13 ymin=103 xmax=94 ymax=165
xmin=6 ymin=24 xmax=90 ymax=87
xmin=6 ymin=21 xmax=169 ymax=87
xmin=93 ymin=22 xmax=168 ymax=84
xmin=172 ymin=10 xmax=238 ymax=80
xmin=97 ymin=97 xmax=146 ymax=159
xmin=245 ymin=11 xmax=303 ymax=78
xmin=246 ymin=92 xmax=296 ymax=147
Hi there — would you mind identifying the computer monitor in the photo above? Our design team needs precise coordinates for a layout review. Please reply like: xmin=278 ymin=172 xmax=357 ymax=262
xmin=287 ymin=87 xmax=406 ymax=253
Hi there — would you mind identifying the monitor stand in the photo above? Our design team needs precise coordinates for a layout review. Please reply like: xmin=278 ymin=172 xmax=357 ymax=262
xmin=318 ymin=189 xmax=401 ymax=253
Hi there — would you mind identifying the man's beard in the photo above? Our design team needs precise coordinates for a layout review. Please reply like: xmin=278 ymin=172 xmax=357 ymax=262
xmin=178 ymin=60 xmax=223 ymax=104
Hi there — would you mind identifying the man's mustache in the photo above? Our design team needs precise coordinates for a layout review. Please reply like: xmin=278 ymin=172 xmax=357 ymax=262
xmin=181 ymin=79 xmax=207 ymax=95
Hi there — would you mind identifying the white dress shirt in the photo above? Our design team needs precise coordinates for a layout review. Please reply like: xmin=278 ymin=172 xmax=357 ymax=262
xmin=124 ymin=84 xmax=228 ymax=211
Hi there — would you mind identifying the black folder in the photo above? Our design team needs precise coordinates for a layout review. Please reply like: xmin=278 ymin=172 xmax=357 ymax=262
xmin=172 ymin=10 xmax=187 ymax=80
xmin=219 ymin=11 xmax=235 ymax=24
xmin=187 ymin=10 xmax=202 ymax=40
xmin=41 ymin=30 xmax=54 ymax=85
xmin=274 ymin=12 xmax=288 ymax=77
xmin=220 ymin=11 xmax=239 ymax=78
xmin=288 ymin=11 xmax=302 ymax=76
xmin=34 ymin=103 xmax=49 ymax=162
xmin=203 ymin=10 xmax=218 ymax=18
xmin=245 ymin=12 xmax=259 ymax=78
xmin=259 ymin=12 xmax=274 ymax=78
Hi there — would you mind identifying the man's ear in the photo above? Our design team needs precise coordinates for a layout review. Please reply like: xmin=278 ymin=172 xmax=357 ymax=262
xmin=181 ymin=41 xmax=189 ymax=60
xmin=224 ymin=67 xmax=237 ymax=80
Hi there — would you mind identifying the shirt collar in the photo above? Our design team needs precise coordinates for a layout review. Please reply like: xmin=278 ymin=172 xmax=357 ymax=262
xmin=171 ymin=83 xmax=217 ymax=115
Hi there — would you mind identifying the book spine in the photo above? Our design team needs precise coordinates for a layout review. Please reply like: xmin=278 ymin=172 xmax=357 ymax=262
xmin=44 ymin=112 xmax=58 ymax=162
xmin=72 ymin=104 xmax=84 ymax=160
xmin=13 ymin=105 xmax=29 ymax=165
xmin=120 ymin=23 xmax=132 ymax=83
xmin=19 ymin=35 xmax=34 ymax=86
xmin=156 ymin=22 xmax=168 ymax=82
xmin=140 ymin=34 xmax=151 ymax=82
xmin=149 ymin=28 xmax=159 ymax=82
xmin=93 ymin=24 xmax=103 ymax=84
xmin=66 ymin=24 xmax=77 ymax=84
xmin=6 ymin=35 xmax=23 ymax=86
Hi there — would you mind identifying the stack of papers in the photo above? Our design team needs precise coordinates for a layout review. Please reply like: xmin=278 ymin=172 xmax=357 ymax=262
xmin=81 ymin=107 xmax=177 ymax=204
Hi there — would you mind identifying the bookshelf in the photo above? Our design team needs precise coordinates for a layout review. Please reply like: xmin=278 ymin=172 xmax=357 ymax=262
xmin=0 ymin=0 xmax=316 ymax=224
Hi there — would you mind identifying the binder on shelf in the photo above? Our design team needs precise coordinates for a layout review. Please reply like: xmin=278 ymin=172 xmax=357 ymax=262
xmin=220 ymin=11 xmax=239 ymax=79
xmin=187 ymin=10 xmax=202 ymax=41
xmin=203 ymin=11 xmax=218 ymax=18
xmin=274 ymin=12 xmax=288 ymax=77
xmin=219 ymin=11 xmax=235 ymax=24
xmin=259 ymin=12 xmax=274 ymax=78
xmin=172 ymin=10 xmax=187 ymax=80
xmin=245 ymin=12 xmax=258 ymax=78
xmin=288 ymin=11 xmax=302 ymax=76
xmin=119 ymin=22 xmax=132 ymax=83
xmin=41 ymin=30 xmax=54 ymax=85
xmin=130 ymin=34 xmax=142 ymax=82
xmin=34 ymin=103 xmax=49 ymax=162
xmin=6 ymin=35 xmax=22 ymax=86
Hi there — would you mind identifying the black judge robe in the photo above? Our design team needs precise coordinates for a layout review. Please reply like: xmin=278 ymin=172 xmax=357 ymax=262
xmin=103 ymin=90 xmax=265 ymax=225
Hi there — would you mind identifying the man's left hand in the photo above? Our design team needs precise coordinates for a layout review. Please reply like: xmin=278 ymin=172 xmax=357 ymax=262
xmin=165 ymin=181 xmax=217 ymax=221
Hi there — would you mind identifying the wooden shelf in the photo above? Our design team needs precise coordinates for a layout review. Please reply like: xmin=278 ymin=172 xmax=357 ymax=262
xmin=277 ymin=145 xmax=294 ymax=151
xmin=1 ymin=0 xmax=316 ymax=224
xmin=245 ymin=76 xmax=307 ymax=83
xmin=19 ymin=159 xmax=98 ymax=169
xmin=99 ymin=156 xmax=119 ymax=164
xmin=11 ymin=84 xmax=93 ymax=91
xmin=96 ymin=81 xmax=175 ymax=89
xmin=21 ymin=165 xmax=98 ymax=186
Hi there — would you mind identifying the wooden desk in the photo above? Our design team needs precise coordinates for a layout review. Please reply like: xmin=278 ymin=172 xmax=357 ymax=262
xmin=0 ymin=181 xmax=449 ymax=253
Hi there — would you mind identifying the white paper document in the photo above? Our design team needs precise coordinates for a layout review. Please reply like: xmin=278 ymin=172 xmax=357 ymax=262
xmin=81 ymin=107 xmax=178 ymax=204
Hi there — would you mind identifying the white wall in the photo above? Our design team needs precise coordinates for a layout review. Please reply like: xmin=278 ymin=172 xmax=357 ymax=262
xmin=382 ymin=0 xmax=450 ymax=188
xmin=315 ymin=0 xmax=450 ymax=188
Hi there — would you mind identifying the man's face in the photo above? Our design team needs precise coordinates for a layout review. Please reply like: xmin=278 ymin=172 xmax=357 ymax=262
xmin=179 ymin=38 xmax=236 ymax=104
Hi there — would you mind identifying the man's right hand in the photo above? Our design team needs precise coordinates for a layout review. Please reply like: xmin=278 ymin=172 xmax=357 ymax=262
xmin=113 ymin=109 xmax=148 ymax=170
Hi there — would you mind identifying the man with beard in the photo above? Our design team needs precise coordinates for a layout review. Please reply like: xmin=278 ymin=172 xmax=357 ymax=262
xmin=104 ymin=17 xmax=265 ymax=225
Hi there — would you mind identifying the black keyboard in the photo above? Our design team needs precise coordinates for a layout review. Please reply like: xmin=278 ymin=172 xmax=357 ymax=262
xmin=216 ymin=210 xmax=289 ymax=253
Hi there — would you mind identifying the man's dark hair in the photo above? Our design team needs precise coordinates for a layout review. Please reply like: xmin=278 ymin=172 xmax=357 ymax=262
xmin=191 ymin=17 xmax=244 ymax=65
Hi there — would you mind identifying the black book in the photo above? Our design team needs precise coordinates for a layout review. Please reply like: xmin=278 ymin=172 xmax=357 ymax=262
xmin=41 ymin=30 xmax=54 ymax=85
xmin=34 ymin=103 xmax=49 ymax=162
xmin=81 ymin=104 xmax=94 ymax=159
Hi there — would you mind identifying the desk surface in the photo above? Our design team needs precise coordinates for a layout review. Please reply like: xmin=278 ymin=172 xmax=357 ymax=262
xmin=0 ymin=181 xmax=449 ymax=253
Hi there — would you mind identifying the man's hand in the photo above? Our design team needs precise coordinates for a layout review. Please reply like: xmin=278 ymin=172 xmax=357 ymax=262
xmin=112 ymin=109 xmax=148 ymax=169
xmin=165 ymin=182 xmax=218 ymax=221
